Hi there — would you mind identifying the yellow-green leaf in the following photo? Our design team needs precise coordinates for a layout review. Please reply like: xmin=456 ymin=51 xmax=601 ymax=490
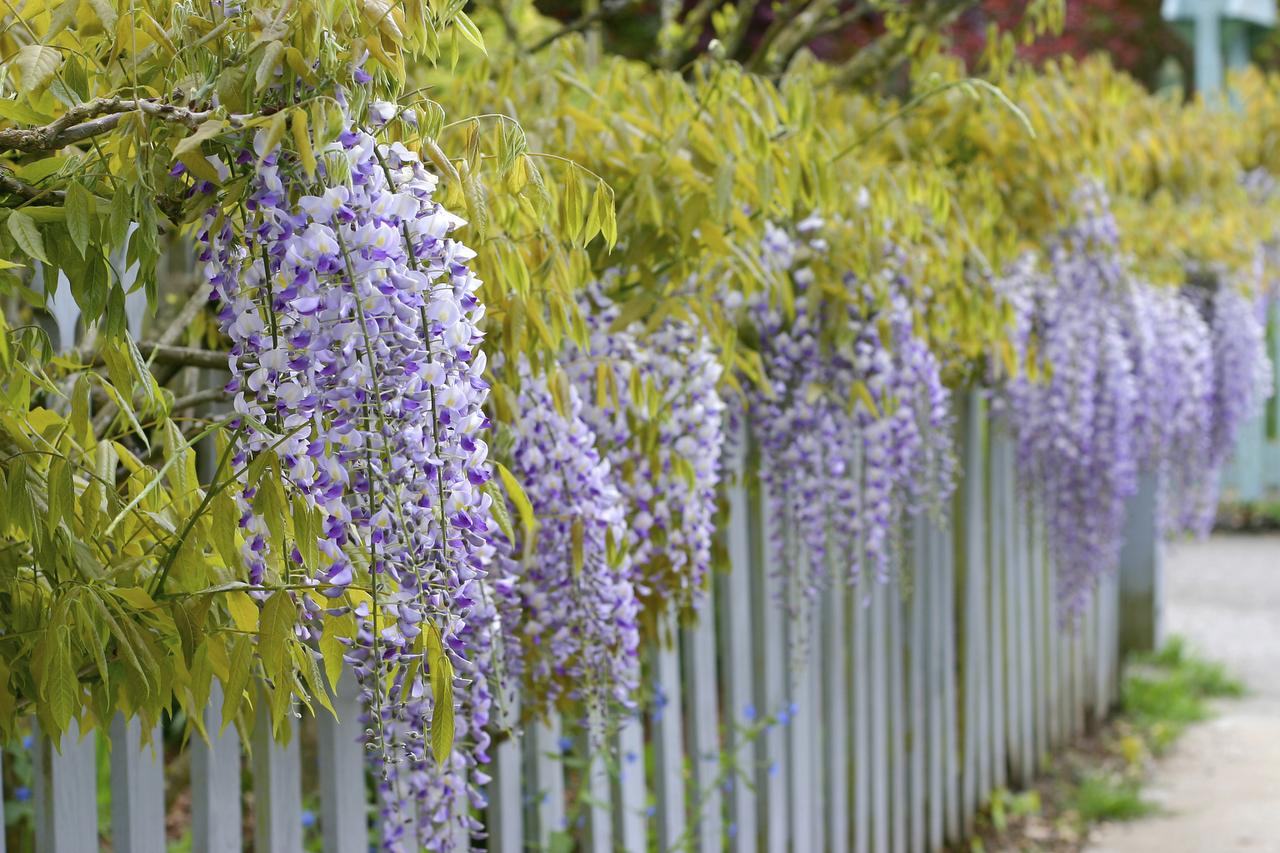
xmin=15 ymin=45 xmax=62 ymax=95
xmin=425 ymin=622 xmax=454 ymax=768
xmin=291 ymin=108 xmax=316 ymax=179
xmin=7 ymin=210 xmax=47 ymax=264
xmin=257 ymin=590 xmax=295 ymax=678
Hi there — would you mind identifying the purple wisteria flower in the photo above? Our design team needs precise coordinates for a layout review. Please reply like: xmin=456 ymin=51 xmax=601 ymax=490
xmin=569 ymin=283 xmax=727 ymax=618
xmin=489 ymin=358 xmax=642 ymax=715
xmin=1000 ymin=183 xmax=1141 ymax=612
xmin=747 ymin=219 xmax=955 ymax=627
xmin=199 ymin=122 xmax=493 ymax=851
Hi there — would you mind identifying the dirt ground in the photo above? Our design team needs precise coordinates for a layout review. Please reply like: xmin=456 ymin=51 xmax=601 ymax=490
xmin=1085 ymin=535 xmax=1280 ymax=853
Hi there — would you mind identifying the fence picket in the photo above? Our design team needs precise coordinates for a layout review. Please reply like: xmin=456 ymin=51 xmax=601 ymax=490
xmin=939 ymin=517 xmax=961 ymax=844
xmin=616 ymin=710 xmax=648 ymax=852
xmin=988 ymin=428 xmax=1008 ymax=795
xmin=585 ymin=711 xmax=614 ymax=853
xmin=252 ymin=699 xmax=303 ymax=853
xmin=652 ymin=624 xmax=687 ymax=849
xmin=825 ymin=560 xmax=851 ymax=853
xmin=192 ymin=684 xmax=243 ymax=853
xmin=809 ymin=589 xmax=827 ymax=853
xmin=758 ymin=480 xmax=790 ymax=853
xmin=33 ymin=720 xmax=97 ymax=853
xmin=853 ymin=569 xmax=872 ymax=853
xmin=870 ymin=576 xmax=890 ymax=853
xmin=686 ymin=589 xmax=723 ymax=852
xmin=487 ymin=695 xmax=524 ymax=853
xmin=110 ymin=714 xmax=166 ymax=853
xmin=908 ymin=521 xmax=927 ymax=853
xmin=960 ymin=393 xmax=987 ymax=829
xmin=722 ymin=439 xmax=759 ymax=853
xmin=888 ymin=582 xmax=907 ymax=853
xmin=923 ymin=518 xmax=944 ymax=853
xmin=787 ymin=575 xmax=816 ymax=853
xmin=532 ymin=713 xmax=567 ymax=846
xmin=317 ymin=673 xmax=367 ymax=853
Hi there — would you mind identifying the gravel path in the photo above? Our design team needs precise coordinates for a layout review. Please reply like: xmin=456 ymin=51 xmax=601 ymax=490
xmin=1086 ymin=535 xmax=1280 ymax=853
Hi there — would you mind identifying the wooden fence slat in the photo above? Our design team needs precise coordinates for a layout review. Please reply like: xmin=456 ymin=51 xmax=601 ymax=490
xmin=616 ymin=710 xmax=648 ymax=852
xmin=586 ymin=712 xmax=613 ymax=853
xmin=192 ymin=684 xmax=243 ymax=853
xmin=908 ymin=520 xmax=927 ymax=853
xmin=1032 ymin=504 xmax=1053 ymax=760
xmin=652 ymin=627 xmax=687 ymax=850
xmin=721 ymin=442 xmax=759 ymax=853
xmin=888 ymin=581 xmax=906 ymax=853
xmin=810 ymin=589 xmax=826 ymax=853
xmin=853 ymin=570 xmax=872 ymax=853
xmin=110 ymin=714 xmax=166 ymax=853
xmin=870 ymin=577 xmax=890 ymax=853
xmin=33 ymin=720 xmax=97 ymax=853
xmin=923 ymin=518 xmax=944 ymax=852
xmin=686 ymin=589 xmax=723 ymax=852
xmin=317 ymin=673 xmax=366 ymax=853
xmin=758 ymin=481 xmax=790 ymax=853
xmin=960 ymin=392 xmax=987 ymax=829
xmin=825 ymin=560 xmax=851 ymax=853
xmin=940 ymin=517 xmax=961 ymax=844
xmin=533 ymin=713 xmax=567 ymax=846
xmin=487 ymin=695 xmax=524 ymax=853
xmin=787 ymin=576 xmax=815 ymax=853
xmin=1016 ymin=492 xmax=1036 ymax=785
xmin=252 ymin=698 xmax=303 ymax=853
xmin=988 ymin=428 xmax=1008 ymax=796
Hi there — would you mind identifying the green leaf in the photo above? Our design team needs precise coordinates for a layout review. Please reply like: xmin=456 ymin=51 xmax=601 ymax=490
xmin=0 ymin=99 xmax=52 ymax=125
xmin=425 ymin=623 xmax=455 ymax=768
xmin=7 ymin=210 xmax=47 ymax=264
xmin=221 ymin=636 xmax=253 ymax=732
xmin=257 ymin=590 xmax=296 ymax=679
xmin=14 ymin=45 xmax=62 ymax=95
xmin=46 ymin=626 xmax=78 ymax=732
xmin=452 ymin=11 xmax=487 ymax=54
xmin=46 ymin=455 xmax=72 ymax=532
xmin=256 ymin=41 xmax=285 ymax=92
xmin=481 ymin=478 xmax=515 ymax=546
xmin=65 ymin=182 xmax=92 ymax=257
xmin=211 ymin=487 xmax=242 ymax=568
xmin=87 ymin=0 xmax=118 ymax=30
xmin=319 ymin=611 xmax=355 ymax=694
xmin=173 ymin=119 xmax=229 ymax=160
xmin=494 ymin=461 xmax=536 ymax=556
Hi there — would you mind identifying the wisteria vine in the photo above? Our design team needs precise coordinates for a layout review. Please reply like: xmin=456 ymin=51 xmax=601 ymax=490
xmin=200 ymin=114 xmax=493 ymax=850
xmin=1000 ymin=182 xmax=1273 ymax=612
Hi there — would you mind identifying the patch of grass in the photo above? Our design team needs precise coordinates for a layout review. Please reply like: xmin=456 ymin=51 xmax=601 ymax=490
xmin=966 ymin=636 xmax=1244 ymax=851
xmin=1122 ymin=636 xmax=1245 ymax=753
xmin=1071 ymin=774 xmax=1154 ymax=823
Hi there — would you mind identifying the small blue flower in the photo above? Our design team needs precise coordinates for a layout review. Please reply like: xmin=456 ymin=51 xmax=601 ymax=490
xmin=22 ymin=735 xmax=33 ymax=750
xmin=14 ymin=786 xmax=31 ymax=802
xmin=301 ymin=810 xmax=316 ymax=828
xmin=557 ymin=736 xmax=574 ymax=754
xmin=743 ymin=704 xmax=757 ymax=721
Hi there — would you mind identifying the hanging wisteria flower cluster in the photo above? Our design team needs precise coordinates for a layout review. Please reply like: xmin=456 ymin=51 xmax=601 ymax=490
xmin=199 ymin=118 xmax=493 ymax=851
xmin=569 ymin=284 xmax=727 ymax=618
xmin=489 ymin=357 xmax=642 ymax=715
xmin=1000 ymin=181 xmax=1273 ymax=612
xmin=748 ymin=219 xmax=955 ymax=622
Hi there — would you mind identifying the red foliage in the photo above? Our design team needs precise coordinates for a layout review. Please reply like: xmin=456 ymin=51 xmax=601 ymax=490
xmin=950 ymin=0 xmax=1185 ymax=86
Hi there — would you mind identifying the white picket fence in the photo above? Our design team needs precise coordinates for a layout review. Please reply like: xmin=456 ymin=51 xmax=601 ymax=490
xmin=6 ymin=272 xmax=1132 ymax=852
